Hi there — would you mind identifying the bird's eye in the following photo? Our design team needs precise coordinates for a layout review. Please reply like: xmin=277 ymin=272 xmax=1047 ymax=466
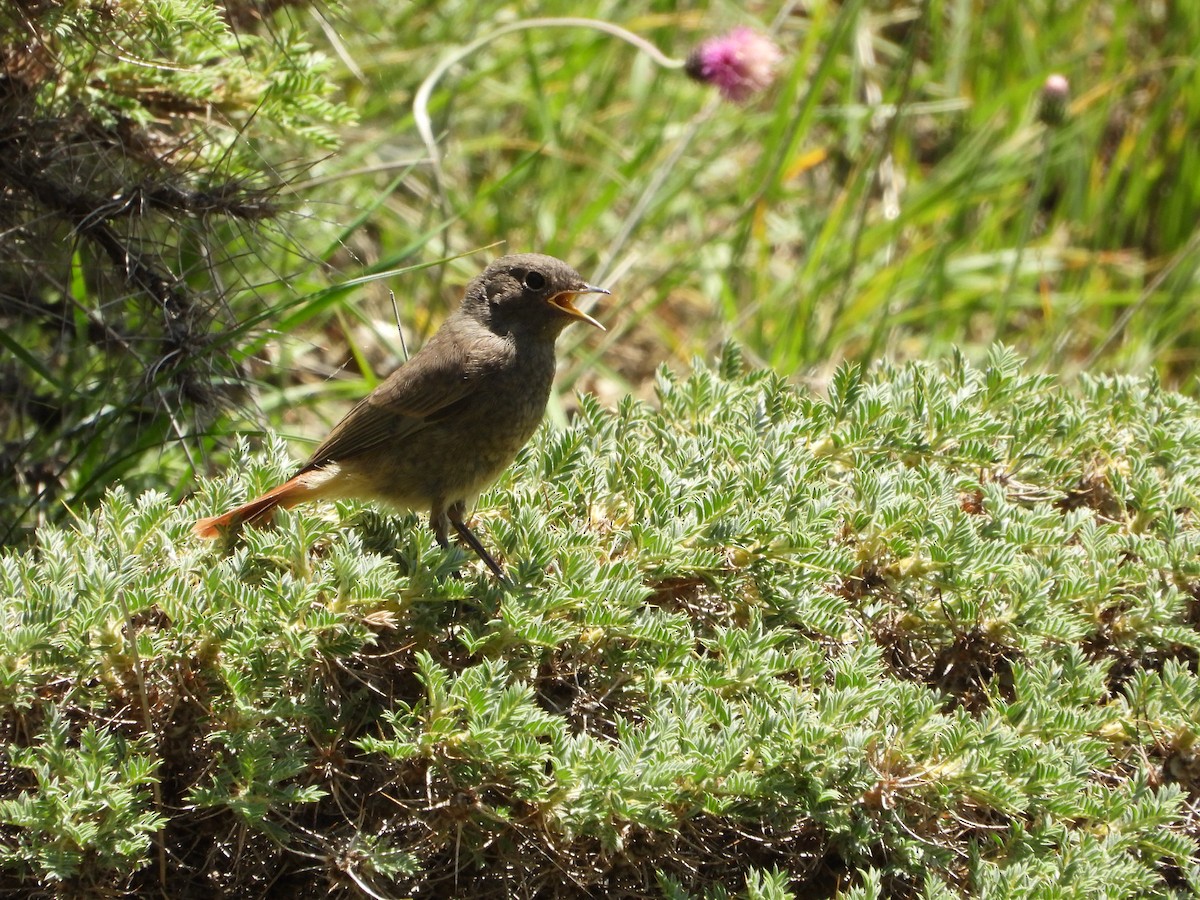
xmin=523 ymin=270 xmax=546 ymax=291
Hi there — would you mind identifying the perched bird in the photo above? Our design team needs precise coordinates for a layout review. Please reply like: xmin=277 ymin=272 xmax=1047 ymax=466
xmin=193 ymin=253 xmax=609 ymax=579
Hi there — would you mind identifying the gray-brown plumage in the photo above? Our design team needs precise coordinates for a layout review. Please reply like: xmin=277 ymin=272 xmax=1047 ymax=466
xmin=194 ymin=253 xmax=608 ymax=578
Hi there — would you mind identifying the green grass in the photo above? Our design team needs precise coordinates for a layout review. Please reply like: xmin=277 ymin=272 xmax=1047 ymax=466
xmin=288 ymin=0 xmax=1200 ymax=395
xmin=2 ymin=348 xmax=1199 ymax=896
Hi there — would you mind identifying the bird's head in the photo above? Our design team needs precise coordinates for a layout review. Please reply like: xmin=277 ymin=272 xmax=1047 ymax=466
xmin=463 ymin=253 xmax=609 ymax=338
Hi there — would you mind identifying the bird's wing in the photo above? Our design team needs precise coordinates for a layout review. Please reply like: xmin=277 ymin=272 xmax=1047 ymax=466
xmin=298 ymin=329 xmax=496 ymax=472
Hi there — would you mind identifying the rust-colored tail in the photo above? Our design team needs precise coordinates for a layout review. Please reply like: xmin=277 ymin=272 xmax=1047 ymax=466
xmin=193 ymin=472 xmax=329 ymax=539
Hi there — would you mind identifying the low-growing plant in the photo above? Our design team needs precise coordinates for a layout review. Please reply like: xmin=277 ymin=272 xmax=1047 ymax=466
xmin=0 ymin=347 xmax=1198 ymax=897
xmin=0 ymin=716 xmax=164 ymax=886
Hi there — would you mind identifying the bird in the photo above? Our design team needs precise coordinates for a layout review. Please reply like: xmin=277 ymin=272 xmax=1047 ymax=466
xmin=193 ymin=253 xmax=609 ymax=579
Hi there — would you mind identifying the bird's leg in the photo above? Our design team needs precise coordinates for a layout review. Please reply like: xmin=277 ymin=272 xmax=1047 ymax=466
xmin=431 ymin=507 xmax=452 ymax=551
xmin=429 ymin=506 xmax=464 ymax=581
xmin=447 ymin=501 xmax=508 ymax=582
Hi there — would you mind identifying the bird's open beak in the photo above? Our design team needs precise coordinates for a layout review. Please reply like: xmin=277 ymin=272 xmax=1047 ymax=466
xmin=549 ymin=283 xmax=609 ymax=331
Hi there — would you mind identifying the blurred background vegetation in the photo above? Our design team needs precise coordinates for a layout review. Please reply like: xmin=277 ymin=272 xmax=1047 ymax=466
xmin=2 ymin=0 xmax=1199 ymax=540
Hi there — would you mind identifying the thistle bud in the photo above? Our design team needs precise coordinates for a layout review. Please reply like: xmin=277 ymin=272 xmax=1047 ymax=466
xmin=1038 ymin=73 xmax=1070 ymax=126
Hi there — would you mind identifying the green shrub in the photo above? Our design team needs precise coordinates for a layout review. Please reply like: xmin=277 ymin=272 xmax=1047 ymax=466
xmin=0 ymin=347 xmax=1197 ymax=896
xmin=0 ymin=0 xmax=351 ymax=542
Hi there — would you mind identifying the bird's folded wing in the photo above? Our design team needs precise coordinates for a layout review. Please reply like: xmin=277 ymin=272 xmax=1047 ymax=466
xmin=298 ymin=333 xmax=488 ymax=473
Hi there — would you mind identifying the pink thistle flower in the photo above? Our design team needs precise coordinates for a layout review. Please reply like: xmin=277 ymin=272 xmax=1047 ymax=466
xmin=685 ymin=27 xmax=782 ymax=103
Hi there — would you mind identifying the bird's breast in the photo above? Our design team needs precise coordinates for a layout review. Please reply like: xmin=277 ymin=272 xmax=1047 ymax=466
xmin=463 ymin=339 xmax=558 ymax=458
xmin=351 ymin=337 xmax=559 ymax=509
